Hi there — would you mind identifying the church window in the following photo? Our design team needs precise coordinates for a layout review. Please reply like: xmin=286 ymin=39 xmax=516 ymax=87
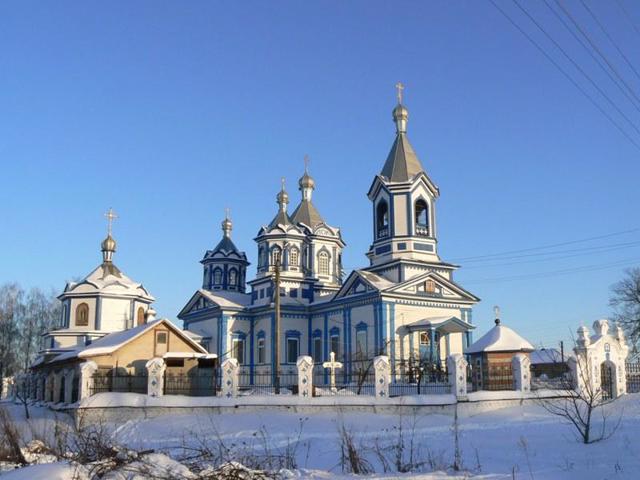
xmin=330 ymin=330 xmax=340 ymax=358
xmin=376 ymin=200 xmax=389 ymax=238
xmin=415 ymin=199 xmax=429 ymax=236
xmin=286 ymin=337 xmax=299 ymax=363
xmin=313 ymin=336 xmax=323 ymax=363
xmin=318 ymin=251 xmax=330 ymax=276
xmin=271 ymin=246 xmax=282 ymax=267
xmin=356 ymin=329 xmax=368 ymax=359
xmin=228 ymin=268 xmax=237 ymax=286
xmin=213 ymin=268 xmax=223 ymax=285
xmin=289 ymin=247 xmax=299 ymax=267
xmin=136 ymin=307 xmax=145 ymax=326
xmin=257 ymin=337 xmax=265 ymax=364
xmin=232 ymin=337 xmax=245 ymax=364
xmin=75 ymin=303 xmax=89 ymax=327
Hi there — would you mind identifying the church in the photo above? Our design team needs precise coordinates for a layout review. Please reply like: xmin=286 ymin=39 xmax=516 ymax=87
xmin=178 ymin=86 xmax=480 ymax=381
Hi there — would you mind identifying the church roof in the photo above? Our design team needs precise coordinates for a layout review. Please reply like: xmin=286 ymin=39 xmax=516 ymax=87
xmin=380 ymin=133 xmax=425 ymax=183
xmin=206 ymin=236 xmax=247 ymax=260
xmin=290 ymin=199 xmax=325 ymax=228
xmin=268 ymin=210 xmax=292 ymax=229
xmin=62 ymin=261 xmax=154 ymax=301
xmin=465 ymin=321 xmax=534 ymax=354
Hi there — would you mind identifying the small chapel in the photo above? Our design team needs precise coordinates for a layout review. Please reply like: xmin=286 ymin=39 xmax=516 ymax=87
xmin=178 ymin=86 xmax=480 ymax=381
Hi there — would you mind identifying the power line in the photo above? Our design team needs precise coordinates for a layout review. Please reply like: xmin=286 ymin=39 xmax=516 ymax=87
xmin=462 ymin=256 xmax=638 ymax=284
xmin=580 ymin=0 xmax=640 ymax=83
xmin=542 ymin=0 xmax=640 ymax=112
xmin=511 ymin=0 xmax=640 ymax=137
xmin=450 ymin=227 xmax=640 ymax=261
xmin=615 ymin=0 xmax=640 ymax=39
xmin=553 ymin=0 xmax=640 ymax=110
xmin=462 ymin=240 xmax=640 ymax=269
xmin=487 ymin=0 xmax=640 ymax=150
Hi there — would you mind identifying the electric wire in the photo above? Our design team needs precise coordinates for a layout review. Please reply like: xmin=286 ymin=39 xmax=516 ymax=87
xmin=510 ymin=0 xmax=640 ymax=137
xmin=487 ymin=0 xmax=640 ymax=150
xmin=580 ymin=0 xmax=640 ymax=83
xmin=542 ymin=0 xmax=640 ymax=112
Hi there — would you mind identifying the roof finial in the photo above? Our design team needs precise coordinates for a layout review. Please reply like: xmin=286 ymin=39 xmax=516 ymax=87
xmin=101 ymin=208 xmax=118 ymax=263
xmin=494 ymin=305 xmax=501 ymax=325
xmin=276 ymin=177 xmax=289 ymax=211
xmin=104 ymin=207 xmax=118 ymax=236
xmin=222 ymin=207 xmax=233 ymax=238
xmin=395 ymin=81 xmax=404 ymax=104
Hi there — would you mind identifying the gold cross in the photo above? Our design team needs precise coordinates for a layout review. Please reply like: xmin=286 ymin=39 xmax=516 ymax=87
xmin=304 ymin=154 xmax=310 ymax=173
xmin=225 ymin=207 xmax=230 ymax=220
xmin=395 ymin=82 xmax=404 ymax=104
xmin=281 ymin=177 xmax=286 ymax=191
xmin=104 ymin=208 xmax=118 ymax=236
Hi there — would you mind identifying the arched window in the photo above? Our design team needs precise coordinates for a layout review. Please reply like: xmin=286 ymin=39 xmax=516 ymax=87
xmin=137 ymin=307 xmax=145 ymax=326
xmin=75 ymin=303 xmax=89 ymax=327
xmin=228 ymin=268 xmax=237 ymax=286
xmin=376 ymin=200 xmax=389 ymax=238
xmin=289 ymin=247 xmax=299 ymax=267
xmin=415 ymin=199 xmax=429 ymax=236
xmin=271 ymin=246 xmax=282 ymax=267
xmin=213 ymin=268 xmax=223 ymax=285
xmin=318 ymin=251 xmax=330 ymax=276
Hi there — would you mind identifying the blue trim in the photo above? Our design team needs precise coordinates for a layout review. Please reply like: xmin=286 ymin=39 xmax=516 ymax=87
xmin=390 ymin=193 xmax=395 ymax=237
xmin=355 ymin=321 xmax=367 ymax=331
xmin=95 ymin=298 xmax=102 ymax=330
xmin=406 ymin=192 xmax=412 ymax=236
xmin=307 ymin=316 xmax=312 ymax=355
xmin=373 ymin=302 xmax=379 ymax=352
xmin=342 ymin=309 xmax=348 ymax=378
xmin=389 ymin=302 xmax=396 ymax=381
xmin=329 ymin=326 xmax=340 ymax=336
xmin=285 ymin=329 xmax=301 ymax=338
xmin=129 ymin=300 xmax=134 ymax=329
xmin=271 ymin=313 xmax=276 ymax=383
xmin=323 ymin=313 xmax=329 ymax=383
xmin=221 ymin=314 xmax=229 ymax=359
xmin=257 ymin=330 xmax=265 ymax=338
xmin=313 ymin=328 xmax=322 ymax=337
xmin=249 ymin=319 xmax=255 ymax=384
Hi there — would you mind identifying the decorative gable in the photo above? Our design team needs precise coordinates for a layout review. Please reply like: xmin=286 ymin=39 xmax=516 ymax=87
xmin=387 ymin=271 xmax=479 ymax=302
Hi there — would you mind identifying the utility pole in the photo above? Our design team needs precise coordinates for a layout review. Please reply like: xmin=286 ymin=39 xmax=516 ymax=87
xmin=560 ymin=340 xmax=564 ymax=363
xmin=274 ymin=258 xmax=281 ymax=394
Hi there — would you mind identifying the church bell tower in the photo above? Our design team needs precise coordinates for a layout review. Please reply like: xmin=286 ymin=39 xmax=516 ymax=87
xmin=366 ymin=84 xmax=441 ymax=271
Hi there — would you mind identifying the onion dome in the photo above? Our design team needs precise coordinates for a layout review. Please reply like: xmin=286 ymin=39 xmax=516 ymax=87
xmin=393 ymin=103 xmax=409 ymax=134
xmin=222 ymin=212 xmax=233 ymax=238
xmin=299 ymin=171 xmax=315 ymax=191
xmin=101 ymin=235 xmax=117 ymax=263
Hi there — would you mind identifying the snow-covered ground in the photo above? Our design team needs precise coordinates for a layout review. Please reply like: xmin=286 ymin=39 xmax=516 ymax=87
xmin=1 ymin=394 xmax=639 ymax=479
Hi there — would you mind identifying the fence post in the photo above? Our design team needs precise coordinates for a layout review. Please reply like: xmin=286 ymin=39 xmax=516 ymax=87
xmin=512 ymin=353 xmax=531 ymax=393
xmin=296 ymin=355 xmax=313 ymax=399
xmin=78 ymin=361 xmax=98 ymax=401
xmin=145 ymin=357 xmax=166 ymax=398
xmin=447 ymin=354 xmax=468 ymax=400
xmin=374 ymin=355 xmax=391 ymax=398
xmin=221 ymin=358 xmax=239 ymax=398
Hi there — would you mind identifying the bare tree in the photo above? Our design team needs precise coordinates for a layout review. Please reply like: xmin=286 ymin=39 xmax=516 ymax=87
xmin=0 ymin=283 xmax=24 ymax=383
xmin=610 ymin=267 xmax=640 ymax=353
xmin=536 ymin=348 xmax=621 ymax=444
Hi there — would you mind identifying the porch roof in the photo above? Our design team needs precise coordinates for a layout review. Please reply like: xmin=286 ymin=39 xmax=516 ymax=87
xmin=402 ymin=316 xmax=473 ymax=335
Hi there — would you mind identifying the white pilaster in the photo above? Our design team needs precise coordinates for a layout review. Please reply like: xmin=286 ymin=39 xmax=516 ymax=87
xmin=78 ymin=361 xmax=98 ymax=401
xmin=296 ymin=355 xmax=313 ymax=399
xmin=52 ymin=371 xmax=62 ymax=403
xmin=221 ymin=358 xmax=239 ymax=398
xmin=374 ymin=355 xmax=391 ymax=399
xmin=512 ymin=353 xmax=531 ymax=393
xmin=63 ymin=368 xmax=75 ymax=404
xmin=447 ymin=353 xmax=468 ymax=399
xmin=145 ymin=357 xmax=166 ymax=398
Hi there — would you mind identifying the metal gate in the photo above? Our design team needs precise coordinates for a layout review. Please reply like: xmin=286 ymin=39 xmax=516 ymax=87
xmin=600 ymin=362 xmax=614 ymax=400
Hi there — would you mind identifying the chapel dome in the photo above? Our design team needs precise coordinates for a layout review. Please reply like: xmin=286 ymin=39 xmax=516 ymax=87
xmin=101 ymin=235 xmax=117 ymax=253
xmin=299 ymin=171 xmax=315 ymax=190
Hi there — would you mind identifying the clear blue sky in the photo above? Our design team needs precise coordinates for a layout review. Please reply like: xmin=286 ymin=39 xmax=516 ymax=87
xmin=2 ymin=1 xmax=639 ymax=348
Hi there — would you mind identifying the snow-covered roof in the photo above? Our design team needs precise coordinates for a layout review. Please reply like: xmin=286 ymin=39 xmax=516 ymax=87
xmin=62 ymin=261 xmax=154 ymax=301
xmin=465 ymin=321 xmax=534 ymax=354
xmin=357 ymin=270 xmax=395 ymax=290
xmin=199 ymin=289 xmax=251 ymax=309
xmin=163 ymin=352 xmax=217 ymax=360
xmin=42 ymin=318 xmax=207 ymax=365
xmin=530 ymin=348 xmax=565 ymax=365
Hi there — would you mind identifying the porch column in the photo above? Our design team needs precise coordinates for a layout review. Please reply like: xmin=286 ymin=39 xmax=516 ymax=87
xmin=429 ymin=327 xmax=435 ymax=362
xmin=52 ymin=371 xmax=62 ymax=403
xmin=408 ymin=330 xmax=415 ymax=360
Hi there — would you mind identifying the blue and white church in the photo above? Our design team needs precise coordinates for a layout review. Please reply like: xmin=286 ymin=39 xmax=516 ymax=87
xmin=178 ymin=87 xmax=480 ymax=379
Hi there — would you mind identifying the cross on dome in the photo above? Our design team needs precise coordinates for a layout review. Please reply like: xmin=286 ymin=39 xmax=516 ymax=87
xmin=395 ymin=81 xmax=404 ymax=104
xmin=104 ymin=207 xmax=118 ymax=236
